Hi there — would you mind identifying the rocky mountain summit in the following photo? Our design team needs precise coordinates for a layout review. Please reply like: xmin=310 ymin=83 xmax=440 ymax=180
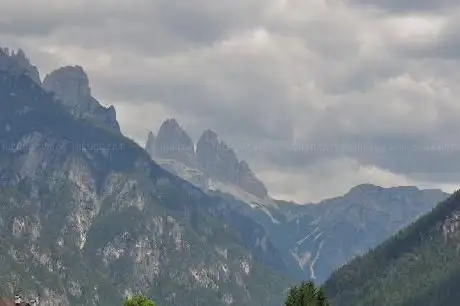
xmin=43 ymin=66 xmax=120 ymax=132
xmin=0 ymin=48 xmax=41 ymax=85
xmin=145 ymin=119 xmax=268 ymax=200
xmin=148 ymin=119 xmax=197 ymax=168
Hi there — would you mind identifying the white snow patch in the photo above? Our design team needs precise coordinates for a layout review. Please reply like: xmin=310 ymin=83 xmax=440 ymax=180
xmin=309 ymin=240 xmax=325 ymax=280
xmin=290 ymin=247 xmax=312 ymax=270
xmin=153 ymin=158 xmax=280 ymax=223
xmin=296 ymin=227 xmax=319 ymax=246
xmin=207 ymin=179 xmax=279 ymax=223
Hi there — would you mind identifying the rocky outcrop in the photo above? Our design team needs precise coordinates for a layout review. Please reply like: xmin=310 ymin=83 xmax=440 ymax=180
xmin=196 ymin=129 xmax=268 ymax=198
xmin=145 ymin=121 xmax=269 ymax=198
xmin=0 ymin=47 xmax=41 ymax=84
xmin=196 ymin=129 xmax=239 ymax=182
xmin=42 ymin=66 xmax=120 ymax=132
xmin=153 ymin=119 xmax=197 ymax=167
xmin=145 ymin=131 xmax=156 ymax=157
xmin=236 ymin=161 xmax=268 ymax=198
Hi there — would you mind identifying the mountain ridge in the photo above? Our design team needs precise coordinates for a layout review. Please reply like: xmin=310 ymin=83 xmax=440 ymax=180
xmin=0 ymin=47 xmax=292 ymax=306
xmin=143 ymin=118 xmax=449 ymax=283
xmin=0 ymin=46 xmax=452 ymax=305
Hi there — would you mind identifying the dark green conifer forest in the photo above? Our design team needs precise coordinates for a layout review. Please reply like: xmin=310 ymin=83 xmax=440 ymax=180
xmin=324 ymin=190 xmax=460 ymax=306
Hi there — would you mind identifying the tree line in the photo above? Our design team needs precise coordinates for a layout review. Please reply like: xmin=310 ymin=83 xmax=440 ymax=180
xmin=124 ymin=280 xmax=330 ymax=306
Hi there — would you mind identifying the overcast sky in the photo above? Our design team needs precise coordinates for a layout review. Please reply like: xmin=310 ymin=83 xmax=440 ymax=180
xmin=1 ymin=0 xmax=460 ymax=203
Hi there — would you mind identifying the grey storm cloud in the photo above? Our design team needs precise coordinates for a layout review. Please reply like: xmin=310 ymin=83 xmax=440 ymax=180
xmin=1 ymin=0 xmax=460 ymax=201
xmin=347 ymin=0 xmax=460 ymax=13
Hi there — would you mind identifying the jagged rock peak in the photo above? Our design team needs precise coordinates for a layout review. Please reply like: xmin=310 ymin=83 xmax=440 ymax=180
xmin=148 ymin=120 xmax=269 ymax=198
xmin=200 ymin=129 xmax=219 ymax=142
xmin=145 ymin=131 xmax=156 ymax=156
xmin=196 ymin=129 xmax=268 ymax=197
xmin=155 ymin=118 xmax=196 ymax=165
xmin=158 ymin=119 xmax=193 ymax=139
xmin=346 ymin=184 xmax=383 ymax=197
xmin=0 ymin=46 xmax=41 ymax=84
xmin=162 ymin=118 xmax=180 ymax=127
xmin=43 ymin=65 xmax=91 ymax=106
xmin=147 ymin=130 xmax=155 ymax=141
xmin=238 ymin=160 xmax=251 ymax=172
xmin=237 ymin=161 xmax=268 ymax=198
xmin=197 ymin=129 xmax=234 ymax=152
xmin=196 ymin=129 xmax=237 ymax=166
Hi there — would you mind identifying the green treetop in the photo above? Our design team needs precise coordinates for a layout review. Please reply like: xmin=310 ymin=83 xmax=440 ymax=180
xmin=123 ymin=294 xmax=156 ymax=306
xmin=285 ymin=281 xmax=330 ymax=306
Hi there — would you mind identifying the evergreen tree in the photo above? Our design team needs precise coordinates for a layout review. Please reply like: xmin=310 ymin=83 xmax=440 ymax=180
xmin=285 ymin=281 xmax=330 ymax=306
xmin=123 ymin=294 xmax=156 ymax=306
xmin=317 ymin=287 xmax=330 ymax=306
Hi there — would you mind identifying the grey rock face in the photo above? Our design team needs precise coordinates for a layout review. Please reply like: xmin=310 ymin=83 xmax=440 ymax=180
xmin=145 ymin=131 xmax=156 ymax=157
xmin=43 ymin=66 xmax=90 ymax=107
xmin=196 ymin=129 xmax=268 ymax=198
xmin=154 ymin=119 xmax=197 ymax=167
xmin=43 ymin=66 xmax=120 ymax=132
xmin=146 ymin=122 xmax=269 ymax=199
xmin=236 ymin=161 xmax=268 ymax=199
xmin=196 ymin=129 xmax=238 ymax=182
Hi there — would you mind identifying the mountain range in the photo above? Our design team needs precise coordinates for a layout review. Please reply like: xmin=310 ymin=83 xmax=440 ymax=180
xmin=0 ymin=47 xmax=291 ymax=305
xmin=0 ymin=45 xmax=452 ymax=305
xmin=144 ymin=117 xmax=449 ymax=283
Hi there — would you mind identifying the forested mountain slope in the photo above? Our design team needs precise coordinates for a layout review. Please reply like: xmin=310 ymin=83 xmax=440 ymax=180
xmin=324 ymin=190 xmax=460 ymax=306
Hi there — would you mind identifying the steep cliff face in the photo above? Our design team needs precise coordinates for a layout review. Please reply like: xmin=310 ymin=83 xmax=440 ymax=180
xmin=153 ymin=119 xmax=197 ymax=168
xmin=145 ymin=122 xmax=269 ymax=202
xmin=0 ymin=53 xmax=290 ymax=305
xmin=42 ymin=66 xmax=120 ymax=133
xmin=235 ymin=161 xmax=268 ymax=200
xmin=195 ymin=129 xmax=268 ymax=198
xmin=145 ymin=131 xmax=156 ymax=157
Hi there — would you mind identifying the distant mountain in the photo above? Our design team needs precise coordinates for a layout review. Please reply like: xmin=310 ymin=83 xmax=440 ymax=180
xmin=144 ymin=124 xmax=449 ymax=284
xmin=324 ymin=189 xmax=460 ymax=306
xmin=145 ymin=119 xmax=276 ymax=213
xmin=266 ymin=184 xmax=448 ymax=282
xmin=0 ymin=48 xmax=291 ymax=306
